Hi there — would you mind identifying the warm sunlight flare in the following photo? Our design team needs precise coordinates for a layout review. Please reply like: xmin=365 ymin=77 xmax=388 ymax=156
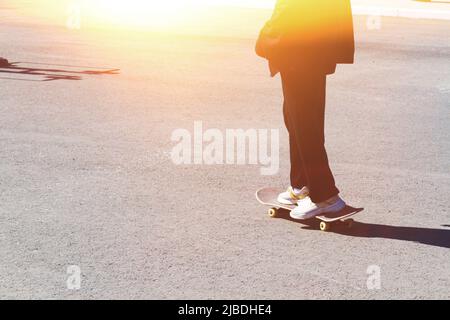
xmin=85 ymin=0 xmax=188 ymax=28
xmin=11 ymin=0 xmax=275 ymax=32
xmin=78 ymin=0 xmax=274 ymax=29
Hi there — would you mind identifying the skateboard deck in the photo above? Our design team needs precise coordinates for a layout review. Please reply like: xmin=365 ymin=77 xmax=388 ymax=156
xmin=256 ymin=187 xmax=363 ymax=231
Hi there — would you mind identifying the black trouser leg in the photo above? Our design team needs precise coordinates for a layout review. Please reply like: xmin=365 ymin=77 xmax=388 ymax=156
xmin=281 ymin=69 xmax=339 ymax=203
xmin=283 ymin=100 xmax=308 ymax=189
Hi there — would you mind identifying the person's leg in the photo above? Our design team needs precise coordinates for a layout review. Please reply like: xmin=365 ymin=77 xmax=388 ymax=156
xmin=276 ymin=99 xmax=310 ymax=205
xmin=282 ymin=100 xmax=307 ymax=189
xmin=281 ymin=69 xmax=339 ymax=204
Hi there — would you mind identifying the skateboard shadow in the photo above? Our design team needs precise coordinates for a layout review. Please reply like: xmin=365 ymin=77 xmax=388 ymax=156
xmin=0 ymin=61 xmax=119 ymax=82
xmin=275 ymin=207 xmax=450 ymax=249
xmin=333 ymin=221 xmax=450 ymax=249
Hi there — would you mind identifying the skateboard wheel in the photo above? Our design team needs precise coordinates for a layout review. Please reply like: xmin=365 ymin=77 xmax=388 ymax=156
xmin=268 ymin=208 xmax=278 ymax=218
xmin=319 ymin=221 xmax=331 ymax=232
xmin=346 ymin=219 xmax=354 ymax=228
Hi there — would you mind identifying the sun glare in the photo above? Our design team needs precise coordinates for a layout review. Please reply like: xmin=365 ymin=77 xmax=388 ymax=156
xmin=80 ymin=0 xmax=275 ymax=29
xmin=83 ymin=0 xmax=189 ymax=28
xmin=13 ymin=0 xmax=275 ymax=32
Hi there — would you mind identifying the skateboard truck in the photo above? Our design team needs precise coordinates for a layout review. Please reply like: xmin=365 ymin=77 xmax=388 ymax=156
xmin=267 ymin=207 xmax=354 ymax=231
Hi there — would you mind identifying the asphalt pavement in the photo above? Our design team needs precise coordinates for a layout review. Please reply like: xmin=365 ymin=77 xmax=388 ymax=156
xmin=0 ymin=5 xmax=449 ymax=299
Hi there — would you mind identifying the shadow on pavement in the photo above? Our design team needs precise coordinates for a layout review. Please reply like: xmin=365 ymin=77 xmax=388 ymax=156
xmin=275 ymin=207 xmax=450 ymax=249
xmin=332 ymin=221 xmax=450 ymax=249
xmin=0 ymin=61 xmax=119 ymax=82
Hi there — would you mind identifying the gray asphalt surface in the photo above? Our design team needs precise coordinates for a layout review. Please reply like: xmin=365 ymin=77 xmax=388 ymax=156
xmin=0 ymin=7 xmax=449 ymax=299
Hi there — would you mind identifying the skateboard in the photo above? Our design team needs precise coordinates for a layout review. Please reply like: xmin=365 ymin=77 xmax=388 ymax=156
xmin=256 ymin=187 xmax=363 ymax=232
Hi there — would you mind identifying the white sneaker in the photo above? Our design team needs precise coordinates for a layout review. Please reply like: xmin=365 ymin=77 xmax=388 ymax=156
xmin=290 ymin=195 xmax=346 ymax=220
xmin=277 ymin=186 xmax=309 ymax=205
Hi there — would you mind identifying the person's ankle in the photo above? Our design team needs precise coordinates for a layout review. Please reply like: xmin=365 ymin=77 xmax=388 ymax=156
xmin=326 ymin=195 xmax=340 ymax=203
xmin=292 ymin=186 xmax=308 ymax=196
xmin=317 ymin=195 xmax=341 ymax=206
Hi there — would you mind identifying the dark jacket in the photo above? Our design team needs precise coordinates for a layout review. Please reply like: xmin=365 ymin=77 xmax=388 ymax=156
xmin=256 ymin=0 xmax=355 ymax=76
